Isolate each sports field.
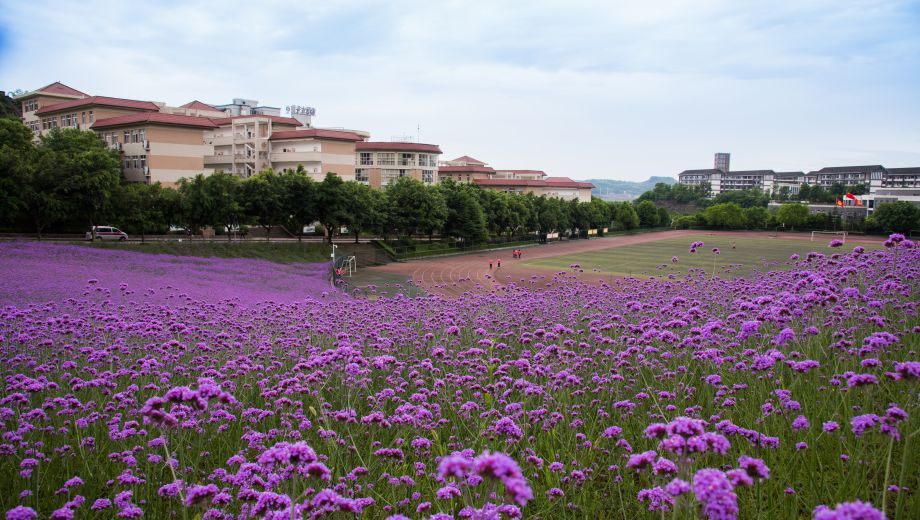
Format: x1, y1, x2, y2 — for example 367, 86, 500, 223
519, 233, 880, 278
357, 231, 885, 296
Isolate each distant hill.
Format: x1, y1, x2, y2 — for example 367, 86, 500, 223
585, 176, 677, 201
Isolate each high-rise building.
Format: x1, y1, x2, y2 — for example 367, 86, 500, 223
714, 153, 730, 172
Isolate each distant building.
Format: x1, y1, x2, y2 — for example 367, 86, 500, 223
678, 155, 920, 200
441, 156, 594, 202
355, 142, 442, 188
714, 153, 730, 172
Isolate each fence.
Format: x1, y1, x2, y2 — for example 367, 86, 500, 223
374, 235, 540, 261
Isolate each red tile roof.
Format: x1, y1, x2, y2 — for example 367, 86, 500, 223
449, 155, 487, 165
35, 95, 160, 115
438, 165, 496, 174
180, 100, 221, 111
91, 112, 218, 129
356, 142, 442, 153
34, 81, 88, 98
495, 169, 546, 177
544, 177, 595, 188
474, 177, 595, 189
210, 115, 301, 126
270, 129, 364, 142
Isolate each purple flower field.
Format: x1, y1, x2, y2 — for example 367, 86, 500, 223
0, 242, 336, 306
0, 237, 918, 519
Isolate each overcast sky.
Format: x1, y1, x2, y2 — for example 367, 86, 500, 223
2, 0, 919, 181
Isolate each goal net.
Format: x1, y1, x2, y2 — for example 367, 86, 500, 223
334, 255, 357, 277
810, 230, 847, 243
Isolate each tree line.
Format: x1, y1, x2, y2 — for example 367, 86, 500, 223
0, 122, 673, 242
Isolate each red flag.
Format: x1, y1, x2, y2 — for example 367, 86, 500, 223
845, 192, 863, 206
836, 199, 844, 207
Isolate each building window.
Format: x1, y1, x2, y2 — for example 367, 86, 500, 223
381, 169, 400, 186
399, 153, 414, 166
89, 111, 94, 123
422, 170, 434, 183
81, 112, 86, 125
378, 153, 395, 166
418, 154, 428, 167
355, 169, 368, 183
124, 130, 131, 143
139, 129, 146, 142
140, 156, 147, 169
124, 157, 131, 169
359, 152, 373, 166
132, 130, 139, 143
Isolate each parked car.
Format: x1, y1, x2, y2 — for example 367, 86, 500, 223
86, 226, 128, 241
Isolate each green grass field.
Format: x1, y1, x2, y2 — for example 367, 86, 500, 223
80, 240, 331, 263
521, 233, 880, 278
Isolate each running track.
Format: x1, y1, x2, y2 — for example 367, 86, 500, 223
364, 230, 884, 298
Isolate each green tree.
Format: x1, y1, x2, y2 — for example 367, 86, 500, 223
0, 118, 35, 225
316, 172, 349, 244
634, 200, 660, 227
704, 203, 745, 229
872, 201, 920, 234
798, 184, 811, 202
614, 202, 640, 230
178, 174, 212, 236
776, 202, 810, 230
42, 128, 121, 238
656, 206, 670, 228
341, 181, 385, 243
239, 169, 286, 241
440, 180, 487, 243
203, 172, 243, 241
386, 176, 447, 240
280, 167, 318, 241
588, 197, 612, 230
743, 206, 769, 229
115, 182, 173, 242
712, 189, 769, 208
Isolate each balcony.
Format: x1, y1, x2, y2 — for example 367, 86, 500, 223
270, 150, 324, 163
204, 154, 234, 166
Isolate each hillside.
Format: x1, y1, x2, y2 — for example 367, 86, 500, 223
585, 176, 676, 200
0, 91, 21, 119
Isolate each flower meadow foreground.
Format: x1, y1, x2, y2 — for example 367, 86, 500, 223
1, 238, 918, 519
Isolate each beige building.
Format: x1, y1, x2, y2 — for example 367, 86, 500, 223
439, 156, 594, 202
16, 82, 89, 134
271, 129, 366, 182
203, 115, 302, 176
91, 113, 218, 187
355, 142, 442, 188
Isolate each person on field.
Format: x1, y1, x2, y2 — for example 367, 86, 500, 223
489, 260, 493, 270
497, 259, 502, 268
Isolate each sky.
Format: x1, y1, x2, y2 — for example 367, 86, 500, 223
1, 0, 919, 181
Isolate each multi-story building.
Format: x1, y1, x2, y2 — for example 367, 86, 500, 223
355, 142, 442, 188
203, 115, 303, 177
91, 113, 218, 186
714, 153, 730, 172
885, 167, 920, 189
439, 156, 594, 202
271, 129, 366, 182
772, 172, 805, 196
804, 165, 886, 191
15, 82, 89, 134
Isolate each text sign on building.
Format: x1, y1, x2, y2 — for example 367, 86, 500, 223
286, 105, 316, 116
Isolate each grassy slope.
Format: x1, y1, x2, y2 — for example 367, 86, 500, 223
79, 240, 331, 264
521, 234, 879, 278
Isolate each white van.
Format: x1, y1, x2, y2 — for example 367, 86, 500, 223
86, 226, 128, 241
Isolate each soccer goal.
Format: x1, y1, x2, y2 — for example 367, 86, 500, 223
810, 230, 847, 243
334, 255, 357, 277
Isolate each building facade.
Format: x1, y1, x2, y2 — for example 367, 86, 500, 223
91, 113, 217, 187
440, 156, 594, 202
355, 142, 442, 188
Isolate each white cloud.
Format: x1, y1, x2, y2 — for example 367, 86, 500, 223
2, 0, 918, 180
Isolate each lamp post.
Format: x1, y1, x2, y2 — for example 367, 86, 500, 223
330, 243, 338, 288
